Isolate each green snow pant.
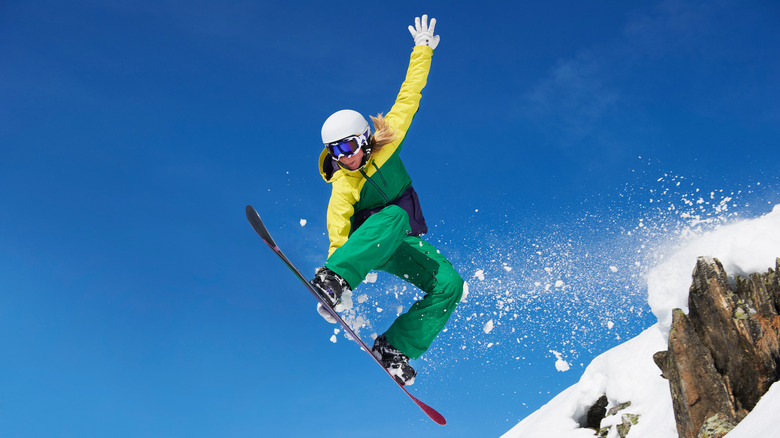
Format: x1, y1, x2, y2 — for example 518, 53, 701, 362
325, 205, 464, 359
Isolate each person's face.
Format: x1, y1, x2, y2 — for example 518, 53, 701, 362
339, 148, 364, 170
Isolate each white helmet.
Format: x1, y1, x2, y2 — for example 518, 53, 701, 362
321, 109, 370, 144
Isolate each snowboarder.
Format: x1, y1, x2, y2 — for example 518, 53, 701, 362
311, 15, 464, 386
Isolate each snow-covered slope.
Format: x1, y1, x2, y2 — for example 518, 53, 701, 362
503, 204, 780, 438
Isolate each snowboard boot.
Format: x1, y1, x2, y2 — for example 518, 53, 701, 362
311, 267, 351, 324
372, 334, 416, 386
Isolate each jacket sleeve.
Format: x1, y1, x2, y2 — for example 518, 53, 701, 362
383, 45, 433, 152
325, 179, 357, 258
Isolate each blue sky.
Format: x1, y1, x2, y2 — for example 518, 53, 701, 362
1, 1, 779, 437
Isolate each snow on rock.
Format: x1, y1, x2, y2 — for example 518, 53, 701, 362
504, 204, 780, 438
502, 326, 676, 438
726, 382, 780, 438
647, 204, 780, 336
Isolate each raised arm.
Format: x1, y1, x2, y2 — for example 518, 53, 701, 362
383, 15, 440, 147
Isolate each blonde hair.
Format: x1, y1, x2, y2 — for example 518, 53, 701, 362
369, 113, 396, 152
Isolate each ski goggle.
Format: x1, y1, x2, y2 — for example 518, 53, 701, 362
326, 130, 369, 159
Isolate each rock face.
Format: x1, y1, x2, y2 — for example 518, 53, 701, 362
581, 396, 639, 438
586, 395, 609, 430
654, 257, 780, 438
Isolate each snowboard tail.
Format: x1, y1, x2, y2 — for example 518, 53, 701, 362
245, 205, 446, 425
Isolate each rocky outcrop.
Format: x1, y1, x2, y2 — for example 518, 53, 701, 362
654, 257, 780, 438
582, 396, 639, 438
585, 394, 609, 430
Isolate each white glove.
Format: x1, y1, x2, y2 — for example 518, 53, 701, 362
408, 15, 440, 50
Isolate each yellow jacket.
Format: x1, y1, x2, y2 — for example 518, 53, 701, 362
318, 45, 434, 258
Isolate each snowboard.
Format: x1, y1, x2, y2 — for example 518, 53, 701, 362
245, 205, 446, 425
